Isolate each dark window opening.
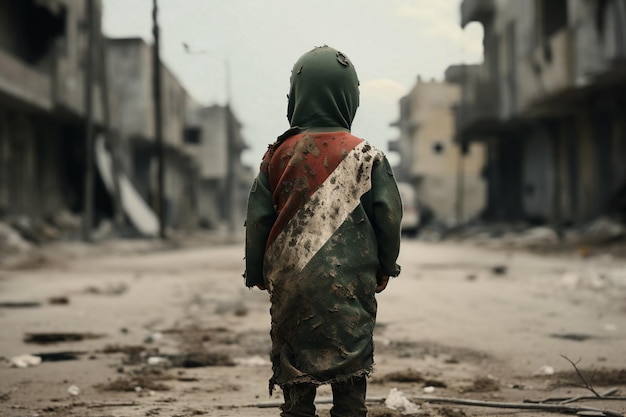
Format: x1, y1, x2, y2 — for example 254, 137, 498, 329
184, 127, 201, 145
540, 0, 568, 40
0, 1, 67, 67
432, 141, 445, 154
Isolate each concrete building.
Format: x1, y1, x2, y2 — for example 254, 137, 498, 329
185, 105, 252, 230
0, 0, 105, 227
390, 77, 487, 225
455, 0, 626, 225
106, 37, 204, 230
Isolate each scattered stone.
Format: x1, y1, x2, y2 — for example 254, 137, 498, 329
491, 265, 507, 275
580, 217, 625, 244
48, 296, 69, 305
67, 385, 80, 396
534, 365, 555, 376
384, 388, 421, 414
461, 376, 500, 393
380, 369, 424, 383
0, 222, 33, 255
233, 355, 271, 367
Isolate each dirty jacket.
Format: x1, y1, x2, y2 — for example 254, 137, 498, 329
244, 46, 402, 391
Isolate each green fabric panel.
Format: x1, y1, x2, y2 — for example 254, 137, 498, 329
287, 46, 360, 130
369, 157, 403, 277
268, 206, 379, 387
244, 172, 276, 287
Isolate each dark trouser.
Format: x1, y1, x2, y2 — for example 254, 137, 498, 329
280, 376, 367, 417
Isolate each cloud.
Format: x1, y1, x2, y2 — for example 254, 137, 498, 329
391, 1, 484, 60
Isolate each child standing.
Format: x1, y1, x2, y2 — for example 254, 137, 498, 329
245, 45, 402, 417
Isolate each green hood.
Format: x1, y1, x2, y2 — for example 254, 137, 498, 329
286, 46, 360, 131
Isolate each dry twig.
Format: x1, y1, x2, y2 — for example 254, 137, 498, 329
560, 355, 603, 398
412, 396, 624, 417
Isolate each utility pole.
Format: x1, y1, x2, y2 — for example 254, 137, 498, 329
455, 142, 466, 225
152, 0, 166, 239
224, 59, 237, 234
82, 0, 95, 242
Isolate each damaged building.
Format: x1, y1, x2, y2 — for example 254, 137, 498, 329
185, 104, 252, 231
390, 77, 487, 225
0, 2, 251, 241
453, 0, 626, 226
0, 0, 106, 237
105, 37, 200, 231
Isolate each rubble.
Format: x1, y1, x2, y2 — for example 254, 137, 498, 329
0, 222, 33, 256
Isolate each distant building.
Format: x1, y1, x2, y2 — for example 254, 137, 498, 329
390, 77, 486, 225
185, 104, 252, 230
0, 0, 104, 223
454, 0, 626, 225
106, 37, 202, 230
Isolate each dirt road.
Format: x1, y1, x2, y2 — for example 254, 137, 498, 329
1, 237, 625, 416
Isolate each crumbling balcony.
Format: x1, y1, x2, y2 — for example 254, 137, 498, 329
461, 0, 495, 28
0, 49, 53, 111
452, 68, 500, 140
518, 28, 575, 114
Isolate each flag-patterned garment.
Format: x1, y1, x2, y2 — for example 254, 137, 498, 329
245, 130, 402, 391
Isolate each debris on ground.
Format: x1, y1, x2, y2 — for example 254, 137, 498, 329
0, 301, 41, 308
98, 369, 171, 392
48, 296, 69, 305
23, 332, 106, 345
9, 354, 42, 368
379, 369, 425, 383
67, 385, 81, 396
33, 351, 85, 362
384, 388, 422, 415
459, 376, 500, 393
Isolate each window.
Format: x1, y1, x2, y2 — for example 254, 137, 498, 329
184, 127, 201, 144
432, 141, 445, 154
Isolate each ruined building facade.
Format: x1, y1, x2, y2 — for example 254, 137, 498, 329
455, 0, 626, 225
0, 0, 104, 224
390, 78, 487, 225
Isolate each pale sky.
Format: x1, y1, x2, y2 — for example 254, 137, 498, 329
102, 1, 483, 168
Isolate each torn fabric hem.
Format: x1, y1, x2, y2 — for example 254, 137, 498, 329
269, 367, 373, 396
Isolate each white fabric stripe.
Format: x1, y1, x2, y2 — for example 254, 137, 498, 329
265, 141, 379, 280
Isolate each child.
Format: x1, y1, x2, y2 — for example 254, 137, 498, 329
245, 45, 402, 417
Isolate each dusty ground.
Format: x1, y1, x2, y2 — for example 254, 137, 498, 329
0, 234, 625, 417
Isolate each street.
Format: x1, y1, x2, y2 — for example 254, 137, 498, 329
1, 237, 625, 417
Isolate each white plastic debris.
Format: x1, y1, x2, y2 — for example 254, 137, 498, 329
147, 356, 169, 366
385, 388, 421, 415
534, 365, 554, 376
233, 355, 271, 366
423, 386, 436, 394
68, 385, 81, 396
10, 354, 42, 368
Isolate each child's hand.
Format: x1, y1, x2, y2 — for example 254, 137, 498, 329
375, 271, 389, 293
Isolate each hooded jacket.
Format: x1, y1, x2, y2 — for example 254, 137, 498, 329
245, 46, 402, 390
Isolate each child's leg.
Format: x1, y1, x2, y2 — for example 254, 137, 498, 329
280, 383, 317, 417
330, 376, 367, 417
